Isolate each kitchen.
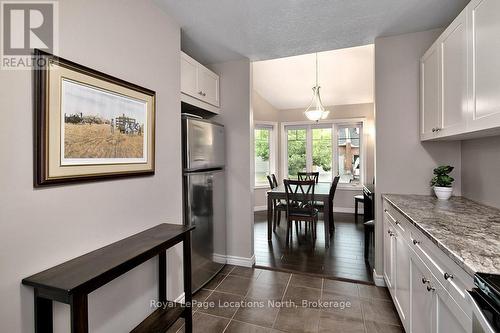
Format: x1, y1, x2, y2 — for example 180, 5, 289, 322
0, 1, 499, 333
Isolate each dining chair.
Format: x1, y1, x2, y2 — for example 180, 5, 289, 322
314, 176, 340, 234
267, 175, 285, 229
271, 174, 278, 188
297, 172, 320, 183
284, 179, 318, 246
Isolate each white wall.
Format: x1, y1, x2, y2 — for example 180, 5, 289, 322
374, 29, 462, 276
0, 1, 183, 332
211, 60, 254, 262
461, 136, 500, 209
253, 100, 375, 212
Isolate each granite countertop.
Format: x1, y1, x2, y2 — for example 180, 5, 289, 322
383, 194, 500, 276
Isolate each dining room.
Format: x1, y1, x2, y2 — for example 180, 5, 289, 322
252, 46, 376, 283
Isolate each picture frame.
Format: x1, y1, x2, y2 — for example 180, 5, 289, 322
34, 49, 155, 186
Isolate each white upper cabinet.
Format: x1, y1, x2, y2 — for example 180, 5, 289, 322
467, 0, 500, 132
420, 2, 500, 140
420, 45, 441, 140
181, 53, 198, 97
181, 52, 220, 110
440, 10, 468, 137
197, 66, 220, 107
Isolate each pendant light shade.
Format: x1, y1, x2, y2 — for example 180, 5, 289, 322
304, 53, 329, 121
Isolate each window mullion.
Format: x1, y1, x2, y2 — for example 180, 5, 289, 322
306, 126, 313, 172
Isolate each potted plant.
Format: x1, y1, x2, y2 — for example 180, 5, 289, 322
430, 165, 454, 200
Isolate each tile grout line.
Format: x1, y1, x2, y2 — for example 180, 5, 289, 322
221, 266, 261, 333
270, 273, 293, 330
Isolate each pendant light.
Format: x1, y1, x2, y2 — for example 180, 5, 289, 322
304, 53, 329, 121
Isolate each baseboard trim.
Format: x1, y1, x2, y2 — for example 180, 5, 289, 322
226, 254, 255, 267
253, 206, 359, 214
254, 205, 267, 212
175, 292, 185, 304
373, 269, 386, 287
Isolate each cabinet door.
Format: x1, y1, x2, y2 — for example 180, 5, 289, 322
467, 0, 500, 131
181, 53, 198, 97
439, 10, 468, 137
383, 215, 395, 290
410, 253, 433, 333
197, 66, 220, 107
420, 45, 441, 140
394, 227, 410, 329
433, 278, 471, 333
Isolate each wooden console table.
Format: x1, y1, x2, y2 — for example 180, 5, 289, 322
22, 223, 194, 333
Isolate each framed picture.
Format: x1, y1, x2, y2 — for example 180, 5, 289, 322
34, 49, 155, 186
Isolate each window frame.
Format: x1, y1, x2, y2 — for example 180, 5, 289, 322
254, 121, 278, 189
281, 118, 366, 189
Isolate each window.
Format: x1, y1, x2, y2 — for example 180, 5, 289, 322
286, 128, 306, 178
312, 128, 333, 182
283, 121, 363, 186
254, 123, 276, 187
337, 125, 361, 185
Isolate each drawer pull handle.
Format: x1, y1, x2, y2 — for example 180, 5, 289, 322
422, 277, 430, 284
384, 209, 388, 212
413, 239, 420, 245
444, 272, 454, 280
426, 285, 435, 292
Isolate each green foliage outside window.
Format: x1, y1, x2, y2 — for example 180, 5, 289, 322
255, 129, 270, 161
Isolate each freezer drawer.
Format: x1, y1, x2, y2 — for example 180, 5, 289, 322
185, 169, 226, 291
183, 117, 225, 171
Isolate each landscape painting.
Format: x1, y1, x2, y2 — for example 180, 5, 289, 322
34, 50, 155, 186
61, 79, 147, 165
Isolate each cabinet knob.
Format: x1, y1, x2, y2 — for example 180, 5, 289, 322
198, 91, 203, 95
395, 220, 400, 225
435, 128, 441, 132
384, 209, 388, 212
427, 285, 435, 292
412, 239, 420, 245
432, 128, 436, 132
422, 277, 430, 284
444, 272, 454, 280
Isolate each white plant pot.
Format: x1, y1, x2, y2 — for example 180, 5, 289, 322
434, 186, 453, 200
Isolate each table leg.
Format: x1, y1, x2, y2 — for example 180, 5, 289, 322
267, 194, 273, 241
34, 290, 53, 333
159, 251, 166, 302
70, 293, 88, 333
183, 233, 193, 333
323, 198, 330, 248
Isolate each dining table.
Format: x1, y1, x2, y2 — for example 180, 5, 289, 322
267, 182, 332, 248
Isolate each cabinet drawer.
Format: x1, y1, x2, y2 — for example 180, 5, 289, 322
409, 228, 473, 317
383, 204, 411, 243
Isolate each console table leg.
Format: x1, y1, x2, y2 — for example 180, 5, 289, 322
183, 233, 193, 332
70, 293, 88, 333
34, 290, 53, 333
159, 251, 167, 302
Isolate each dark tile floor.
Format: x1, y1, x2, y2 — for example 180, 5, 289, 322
167, 266, 403, 333
254, 211, 374, 283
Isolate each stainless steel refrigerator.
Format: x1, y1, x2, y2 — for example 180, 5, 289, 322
182, 116, 226, 292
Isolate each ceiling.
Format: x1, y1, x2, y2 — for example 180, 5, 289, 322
253, 45, 374, 110
155, 0, 468, 64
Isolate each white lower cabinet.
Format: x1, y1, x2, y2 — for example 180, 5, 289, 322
394, 226, 410, 327
410, 253, 433, 333
383, 200, 472, 333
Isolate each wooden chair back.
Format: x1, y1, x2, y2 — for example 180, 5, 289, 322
284, 179, 316, 218
267, 175, 275, 189
297, 172, 320, 183
330, 176, 341, 200
272, 174, 278, 188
